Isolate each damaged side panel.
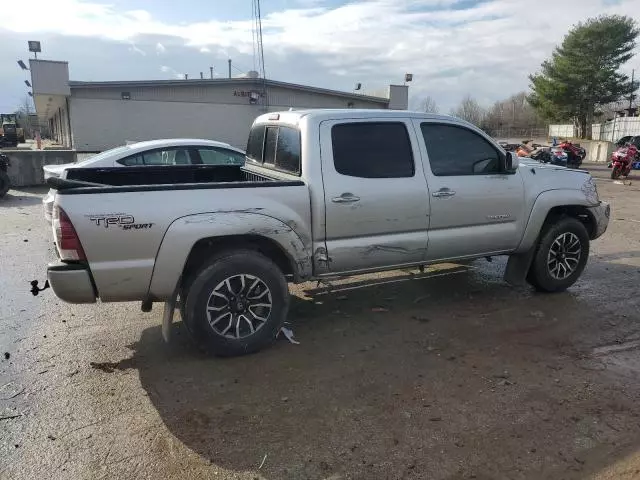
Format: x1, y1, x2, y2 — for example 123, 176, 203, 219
149, 212, 312, 300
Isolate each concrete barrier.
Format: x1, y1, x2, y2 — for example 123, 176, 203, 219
579, 140, 615, 163
3, 149, 76, 187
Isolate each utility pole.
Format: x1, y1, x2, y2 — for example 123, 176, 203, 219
228, 59, 232, 79
210, 66, 213, 79
629, 69, 635, 112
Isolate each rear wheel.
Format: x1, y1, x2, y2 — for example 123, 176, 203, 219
183, 250, 289, 356
0, 171, 10, 197
527, 217, 589, 293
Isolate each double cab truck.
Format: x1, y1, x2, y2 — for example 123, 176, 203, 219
44, 110, 610, 356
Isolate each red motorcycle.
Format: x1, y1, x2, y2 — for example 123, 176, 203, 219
558, 141, 585, 168
610, 144, 638, 179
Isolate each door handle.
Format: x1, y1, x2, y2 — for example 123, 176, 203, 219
432, 189, 456, 198
332, 193, 360, 203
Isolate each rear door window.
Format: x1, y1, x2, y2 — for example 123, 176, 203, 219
198, 148, 245, 166
118, 148, 192, 166
331, 122, 415, 178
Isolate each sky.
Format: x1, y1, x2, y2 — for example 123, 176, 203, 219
1, 0, 639, 113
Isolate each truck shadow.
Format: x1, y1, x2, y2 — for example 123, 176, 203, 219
126, 257, 640, 479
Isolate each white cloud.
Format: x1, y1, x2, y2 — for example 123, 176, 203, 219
2, 0, 640, 109
155, 42, 166, 54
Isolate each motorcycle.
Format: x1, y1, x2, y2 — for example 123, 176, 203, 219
610, 144, 638, 179
530, 147, 568, 166
0, 153, 10, 197
558, 141, 585, 168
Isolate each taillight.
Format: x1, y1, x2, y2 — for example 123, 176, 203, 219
53, 206, 86, 261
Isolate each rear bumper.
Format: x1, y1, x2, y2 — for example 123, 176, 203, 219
47, 262, 97, 303
587, 201, 610, 240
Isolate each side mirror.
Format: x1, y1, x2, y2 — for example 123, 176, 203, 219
505, 151, 519, 172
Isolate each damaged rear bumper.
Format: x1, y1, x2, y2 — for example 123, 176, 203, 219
47, 262, 97, 303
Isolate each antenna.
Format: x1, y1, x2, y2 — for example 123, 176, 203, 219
252, 0, 268, 109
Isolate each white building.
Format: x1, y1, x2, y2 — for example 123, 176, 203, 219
29, 59, 409, 152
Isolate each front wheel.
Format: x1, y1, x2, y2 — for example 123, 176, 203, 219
0, 170, 9, 197
611, 166, 621, 179
183, 250, 289, 356
527, 217, 590, 292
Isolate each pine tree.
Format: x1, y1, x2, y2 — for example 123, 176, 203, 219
528, 15, 639, 139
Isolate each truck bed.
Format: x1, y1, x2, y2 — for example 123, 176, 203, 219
48, 163, 311, 302
61, 164, 289, 190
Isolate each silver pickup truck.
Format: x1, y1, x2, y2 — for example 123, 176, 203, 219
45, 109, 609, 356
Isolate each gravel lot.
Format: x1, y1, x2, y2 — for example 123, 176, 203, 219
2, 165, 640, 480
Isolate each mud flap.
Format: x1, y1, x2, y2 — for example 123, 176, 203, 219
503, 247, 536, 286
161, 288, 180, 343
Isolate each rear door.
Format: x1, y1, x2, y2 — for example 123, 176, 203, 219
414, 120, 525, 261
319, 119, 430, 273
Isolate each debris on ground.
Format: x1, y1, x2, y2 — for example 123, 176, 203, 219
412, 316, 431, 323
3, 352, 9, 360
278, 326, 300, 345
371, 307, 389, 313
258, 454, 268, 469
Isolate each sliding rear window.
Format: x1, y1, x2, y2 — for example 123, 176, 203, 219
245, 124, 301, 175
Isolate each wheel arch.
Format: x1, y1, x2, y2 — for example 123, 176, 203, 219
517, 190, 597, 253
148, 212, 312, 301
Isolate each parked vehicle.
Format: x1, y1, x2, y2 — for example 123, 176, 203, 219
0, 122, 18, 148
42, 110, 610, 356
530, 147, 568, 166
558, 141, 584, 168
42, 138, 246, 222
614, 135, 640, 149
0, 153, 10, 197
610, 144, 638, 179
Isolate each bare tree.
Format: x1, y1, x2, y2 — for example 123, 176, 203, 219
421, 96, 439, 114
450, 95, 485, 126
483, 92, 547, 138
15, 95, 36, 138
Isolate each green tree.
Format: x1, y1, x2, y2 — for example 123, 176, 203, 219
528, 15, 639, 139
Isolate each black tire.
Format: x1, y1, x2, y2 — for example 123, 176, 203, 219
183, 250, 289, 357
611, 166, 621, 179
0, 171, 9, 197
527, 217, 590, 293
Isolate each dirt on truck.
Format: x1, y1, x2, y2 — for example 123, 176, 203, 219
41, 109, 609, 358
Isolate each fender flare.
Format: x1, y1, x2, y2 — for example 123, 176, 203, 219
505, 189, 594, 286
148, 212, 312, 300
515, 189, 594, 253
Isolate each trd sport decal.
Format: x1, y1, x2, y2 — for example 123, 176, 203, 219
87, 214, 153, 230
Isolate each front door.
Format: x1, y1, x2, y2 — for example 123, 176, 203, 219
413, 120, 525, 262
319, 119, 430, 274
